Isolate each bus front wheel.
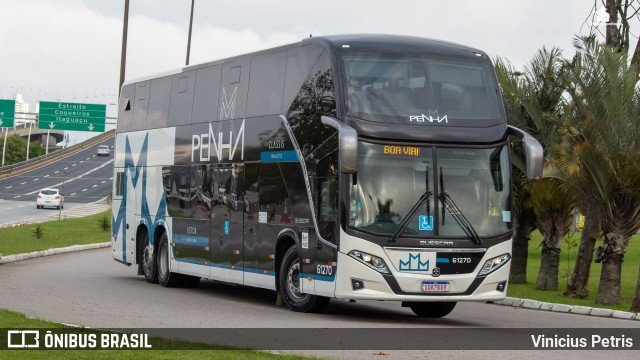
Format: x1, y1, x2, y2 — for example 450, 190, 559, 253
279, 246, 329, 313
404, 301, 457, 318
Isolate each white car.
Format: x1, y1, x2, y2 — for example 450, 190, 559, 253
36, 188, 64, 209
97, 145, 110, 156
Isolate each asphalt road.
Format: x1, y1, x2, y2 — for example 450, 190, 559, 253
0, 138, 114, 225
0, 248, 637, 359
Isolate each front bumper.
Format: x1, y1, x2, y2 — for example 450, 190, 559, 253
334, 233, 511, 302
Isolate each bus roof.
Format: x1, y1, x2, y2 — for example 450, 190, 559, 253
122, 34, 488, 87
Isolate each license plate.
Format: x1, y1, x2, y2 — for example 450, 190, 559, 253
421, 281, 449, 292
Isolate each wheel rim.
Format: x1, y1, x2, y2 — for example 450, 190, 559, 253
158, 243, 168, 280
286, 259, 303, 300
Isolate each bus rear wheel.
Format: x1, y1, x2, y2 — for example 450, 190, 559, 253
404, 301, 457, 318
279, 246, 329, 313
142, 232, 158, 284
157, 232, 183, 287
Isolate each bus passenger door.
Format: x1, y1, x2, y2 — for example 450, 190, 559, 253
242, 163, 261, 287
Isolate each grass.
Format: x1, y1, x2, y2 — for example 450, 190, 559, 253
0, 309, 315, 359
0, 211, 111, 256
507, 230, 640, 312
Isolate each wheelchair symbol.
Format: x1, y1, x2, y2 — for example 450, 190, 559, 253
419, 215, 433, 231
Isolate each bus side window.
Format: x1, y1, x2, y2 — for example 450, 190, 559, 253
316, 151, 338, 243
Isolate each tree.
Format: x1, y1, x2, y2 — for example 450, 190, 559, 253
0, 134, 45, 166
495, 48, 574, 289
557, 36, 640, 305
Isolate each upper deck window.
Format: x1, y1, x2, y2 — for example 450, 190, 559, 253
342, 54, 502, 124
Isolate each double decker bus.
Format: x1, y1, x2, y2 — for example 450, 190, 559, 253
112, 34, 542, 318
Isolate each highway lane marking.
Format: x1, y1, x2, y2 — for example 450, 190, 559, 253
80, 161, 84, 163
5, 186, 12, 189
101, 181, 106, 183
109, 177, 113, 180
44, 175, 50, 177
72, 164, 77, 167
20, 182, 26, 185
92, 184, 97, 188
54, 171, 60, 174
70, 193, 77, 196
24, 159, 114, 196
33, 179, 39, 181
82, 189, 88, 192
13, 195, 21, 198
64, 167, 68, 170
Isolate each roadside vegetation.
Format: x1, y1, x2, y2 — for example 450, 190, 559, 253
507, 231, 640, 312
0, 211, 111, 256
0, 134, 45, 166
495, 1, 640, 312
0, 309, 313, 359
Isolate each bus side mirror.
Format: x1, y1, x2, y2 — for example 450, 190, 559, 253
321, 116, 358, 173
507, 125, 543, 182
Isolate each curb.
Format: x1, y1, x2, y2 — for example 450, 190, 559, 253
492, 296, 639, 321
0, 242, 110, 265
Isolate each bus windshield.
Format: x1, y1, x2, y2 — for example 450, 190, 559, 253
342, 54, 502, 122
348, 142, 511, 239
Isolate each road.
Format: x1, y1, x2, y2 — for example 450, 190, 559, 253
0, 248, 637, 359
0, 138, 114, 225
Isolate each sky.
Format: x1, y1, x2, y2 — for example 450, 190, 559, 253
0, 0, 633, 120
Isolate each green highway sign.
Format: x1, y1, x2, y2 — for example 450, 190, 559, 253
0, 99, 16, 128
37, 121, 105, 132
38, 101, 106, 132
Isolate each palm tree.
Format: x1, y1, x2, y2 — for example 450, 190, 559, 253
557, 36, 640, 305
495, 48, 574, 289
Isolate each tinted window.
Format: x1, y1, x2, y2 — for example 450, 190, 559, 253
192, 65, 222, 124
147, 76, 171, 129
343, 54, 501, 122
282, 45, 324, 113
132, 81, 150, 131
220, 59, 250, 120
260, 163, 290, 224
286, 50, 336, 159
169, 71, 196, 126
116, 85, 135, 133
246, 51, 287, 117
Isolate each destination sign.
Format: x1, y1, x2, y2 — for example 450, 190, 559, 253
38, 101, 106, 132
0, 99, 16, 128
383, 145, 421, 157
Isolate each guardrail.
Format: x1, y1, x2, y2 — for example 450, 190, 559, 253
0, 129, 115, 180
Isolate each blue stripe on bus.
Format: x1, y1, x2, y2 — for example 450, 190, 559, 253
300, 273, 336, 282
174, 258, 275, 277
436, 257, 450, 263
260, 150, 298, 163
172, 234, 209, 247
174, 258, 208, 266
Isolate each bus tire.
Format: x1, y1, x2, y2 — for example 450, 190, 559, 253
157, 232, 183, 287
141, 232, 158, 284
279, 245, 330, 313
405, 301, 456, 318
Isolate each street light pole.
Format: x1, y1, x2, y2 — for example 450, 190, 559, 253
186, 0, 195, 66
26, 121, 32, 161
119, 0, 130, 96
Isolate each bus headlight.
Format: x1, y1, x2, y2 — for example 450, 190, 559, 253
478, 253, 511, 276
348, 250, 391, 274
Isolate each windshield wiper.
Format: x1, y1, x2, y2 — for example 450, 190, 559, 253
438, 167, 483, 245
391, 166, 432, 242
